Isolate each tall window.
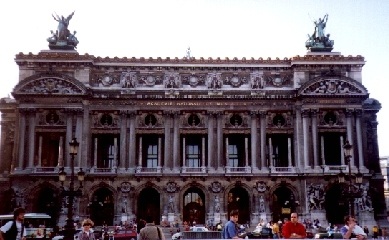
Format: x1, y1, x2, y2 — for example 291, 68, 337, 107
146, 144, 158, 167
187, 144, 200, 167
228, 145, 239, 167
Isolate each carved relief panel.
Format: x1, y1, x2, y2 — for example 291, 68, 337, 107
267, 112, 293, 128
138, 112, 164, 127
92, 112, 120, 128
318, 110, 345, 126
181, 113, 205, 128
225, 113, 249, 128
37, 110, 66, 126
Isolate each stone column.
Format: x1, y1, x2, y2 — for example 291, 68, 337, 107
245, 137, 249, 167
225, 137, 229, 167
128, 111, 136, 169
38, 136, 43, 166
207, 112, 215, 170
294, 107, 303, 169
321, 136, 326, 165
250, 111, 258, 170
81, 101, 90, 168
138, 136, 143, 166
75, 110, 83, 167
164, 111, 172, 170
259, 111, 267, 170
119, 111, 128, 169
65, 112, 73, 167
355, 109, 364, 168
158, 137, 162, 167
17, 110, 27, 170
345, 109, 355, 167
202, 137, 206, 168
311, 110, 319, 167
340, 135, 345, 165
216, 112, 223, 171
268, 137, 273, 168
302, 109, 310, 169
93, 138, 98, 167
172, 111, 180, 170
182, 137, 186, 167
288, 137, 292, 167
27, 110, 36, 168
58, 136, 63, 167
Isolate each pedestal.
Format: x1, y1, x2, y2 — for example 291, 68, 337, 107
168, 213, 175, 222
214, 213, 221, 223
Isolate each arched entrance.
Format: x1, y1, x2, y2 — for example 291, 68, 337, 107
325, 184, 347, 224
272, 185, 296, 221
33, 187, 60, 226
183, 187, 205, 224
89, 188, 115, 226
227, 186, 250, 224
137, 187, 160, 224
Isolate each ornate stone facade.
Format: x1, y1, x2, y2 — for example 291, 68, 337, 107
0, 50, 384, 229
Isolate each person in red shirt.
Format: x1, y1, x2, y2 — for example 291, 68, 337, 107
282, 213, 307, 239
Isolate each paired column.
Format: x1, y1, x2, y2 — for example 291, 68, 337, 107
207, 111, 215, 169
311, 110, 319, 167
119, 111, 128, 169
250, 111, 259, 170
259, 111, 267, 170
172, 111, 180, 170
163, 111, 173, 169
27, 110, 36, 168
302, 109, 310, 169
355, 110, 364, 168
345, 109, 355, 167
216, 112, 223, 170
17, 110, 27, 169
128, 112, 136, 169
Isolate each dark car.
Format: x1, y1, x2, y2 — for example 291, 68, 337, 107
314, 232, 343, 239
247, 227, 272, 239
113, 229, 137, 240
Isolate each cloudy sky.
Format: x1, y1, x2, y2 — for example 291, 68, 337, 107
0, 0, 388, 156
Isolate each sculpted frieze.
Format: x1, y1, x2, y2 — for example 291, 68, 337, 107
300, 77, 367, 96
16, 78, 84, 95
164, 72, 182, 88
263, 72, 293, 87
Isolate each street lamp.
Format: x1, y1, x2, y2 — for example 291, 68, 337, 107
59, 137, 85, 240
338, 140, 363, 216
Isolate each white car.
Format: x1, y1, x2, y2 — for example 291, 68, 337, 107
190, 226, 209, 232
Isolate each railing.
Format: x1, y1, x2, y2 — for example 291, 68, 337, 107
33, 167, 59, 173
271, 167, 296, 173
136, 166, 162, 174
324, 165, 348, 172
90, 167, 117, 173
181, 166, 207, 173
225, 166, 252, 173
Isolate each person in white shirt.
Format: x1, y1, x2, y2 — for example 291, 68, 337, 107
0, 207, 27, 240
340, 216, 367, 240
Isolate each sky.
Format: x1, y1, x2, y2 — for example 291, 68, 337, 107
0, 0, 388, 156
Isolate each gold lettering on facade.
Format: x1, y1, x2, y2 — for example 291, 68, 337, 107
318, 100, 345, 104
142, 101, 247, 106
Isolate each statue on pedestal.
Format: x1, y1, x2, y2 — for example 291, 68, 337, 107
305, 14, 334, 52
47, 12, 79, 50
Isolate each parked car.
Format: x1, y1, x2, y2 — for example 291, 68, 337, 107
246, 227, 272, 239
314, 232, 343, 239
190, 226, 209, 232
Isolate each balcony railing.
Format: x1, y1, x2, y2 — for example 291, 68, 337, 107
225, 166, 252, 174
135, 166, 162, 174
90, 167, 117, 173
323, 165, 348, 173
181, 166, 207, 173
33, 167, 59, 173
271, 167, 296, 173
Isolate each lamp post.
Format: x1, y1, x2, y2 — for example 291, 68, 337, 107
338, 140, 363, 216
59, 137, 85, 240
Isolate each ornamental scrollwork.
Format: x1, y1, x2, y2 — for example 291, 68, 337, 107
165, 181, 179, 193
209, 181, 224, 193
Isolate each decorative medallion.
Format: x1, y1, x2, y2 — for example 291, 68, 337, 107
145, 75, 156, 86
230, 76, 242, 87
166, 181, 179, 193
120, 182, 132, 193
189, 76, 199, 87
101, 75, 113, 86
209, 181, 223, 193
255, 181, 267, 193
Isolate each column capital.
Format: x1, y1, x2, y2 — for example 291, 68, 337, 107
345, 108, 355, 117
301, 109, 310, 118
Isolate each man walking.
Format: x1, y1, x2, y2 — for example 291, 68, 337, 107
139, 216, 165, 240
281, 213, 306, 239
223, 209, 244, 239
0, 208, 26, 240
